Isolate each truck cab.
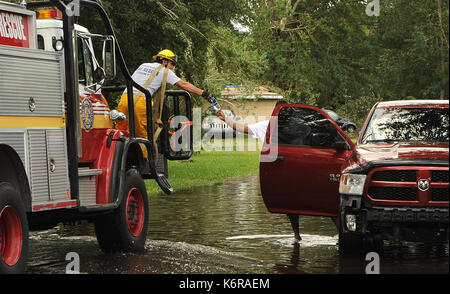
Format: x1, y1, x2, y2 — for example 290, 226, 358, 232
260, 100, 449, 253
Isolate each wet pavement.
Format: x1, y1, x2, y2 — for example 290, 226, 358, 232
27, 175, 449, 274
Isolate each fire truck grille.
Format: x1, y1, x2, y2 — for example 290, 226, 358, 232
431, 171, 449, 183
368, 187, 417, 201
372, 170, 417, 182
432, 188, 449, 202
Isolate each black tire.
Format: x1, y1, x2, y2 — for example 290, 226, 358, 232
95, 169, 149, 253
94, 212, 121, 254
364, 235, 383, 253
338, 216, 363, 255
0, 182, 29, 274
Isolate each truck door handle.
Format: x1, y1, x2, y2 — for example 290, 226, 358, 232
275, 156, 285, 162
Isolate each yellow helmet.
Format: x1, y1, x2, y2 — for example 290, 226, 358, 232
153, 49, 178, 64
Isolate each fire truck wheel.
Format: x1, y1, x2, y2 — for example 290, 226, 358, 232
0, 182, 29, 274
95, 169, 149, 253
94, 213, 121, 254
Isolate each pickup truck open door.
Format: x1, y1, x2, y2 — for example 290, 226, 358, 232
259, 104, 355, 217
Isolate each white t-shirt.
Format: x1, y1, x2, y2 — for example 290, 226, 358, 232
248, 120, 269, 142
125, 62, 181, 96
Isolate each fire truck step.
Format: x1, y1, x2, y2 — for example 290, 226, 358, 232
156, 174, 174, 195
78, 168, 103, 177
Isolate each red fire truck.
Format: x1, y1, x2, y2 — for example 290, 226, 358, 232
0, 0, 193, 274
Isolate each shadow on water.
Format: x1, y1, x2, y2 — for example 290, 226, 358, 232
28, 175, 448, 274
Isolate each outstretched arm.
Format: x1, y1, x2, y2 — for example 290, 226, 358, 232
175, 80, 204, 96
217, 110, 251, 134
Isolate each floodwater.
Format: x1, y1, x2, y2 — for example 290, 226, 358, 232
27, 175, 448, 274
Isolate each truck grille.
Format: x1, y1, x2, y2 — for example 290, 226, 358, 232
372, 170, 416, 182
368, 187, 417, 201
432, 188, 449, 201
366, 167, 449, 206
432, 171, 449, 183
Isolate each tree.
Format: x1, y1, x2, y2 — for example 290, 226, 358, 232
372, 0, 449, 100
76, 0, 247, 105
242, 0, 448, 126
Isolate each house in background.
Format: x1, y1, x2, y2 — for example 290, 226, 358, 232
219, 85, 284, 122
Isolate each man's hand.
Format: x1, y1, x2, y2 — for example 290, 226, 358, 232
216, 110, 226, 121
216, 110, 250, 134
201, 90, 217, 103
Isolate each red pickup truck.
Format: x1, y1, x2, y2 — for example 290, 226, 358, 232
260, 100, 449, 253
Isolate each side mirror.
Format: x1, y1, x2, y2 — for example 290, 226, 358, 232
161, 91, 193, 160
102, 36, 116, 79
93, 66, 106, 86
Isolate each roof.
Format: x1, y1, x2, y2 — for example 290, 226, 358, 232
377, 99, 449, 108
36, 19, 89, 33
221, 85, 283, 100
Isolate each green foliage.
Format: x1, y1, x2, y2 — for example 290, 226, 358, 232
335, 95, 383, 128
373, 0, 449, 100
28, 0, 449, 119
241, 0, 448, 125
76, 0, 246, 105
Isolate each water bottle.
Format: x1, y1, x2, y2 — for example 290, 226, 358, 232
202, 91, 221, 112
210, 98, 221, 112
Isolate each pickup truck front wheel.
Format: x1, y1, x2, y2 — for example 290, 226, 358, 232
0, 182, 29, 274
338, 229, 363, 255
338, 213, 363, 255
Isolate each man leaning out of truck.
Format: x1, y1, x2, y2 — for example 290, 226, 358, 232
117, 49, 217, 139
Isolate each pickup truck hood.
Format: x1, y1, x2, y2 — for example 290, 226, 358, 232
355, 142, 449, 165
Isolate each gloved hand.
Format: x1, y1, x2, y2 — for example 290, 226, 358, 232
202, 90, 221, 112
201, 90, 217, 103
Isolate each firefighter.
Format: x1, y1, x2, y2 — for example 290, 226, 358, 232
117, 49, 217, 140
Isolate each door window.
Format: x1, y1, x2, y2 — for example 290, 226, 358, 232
37, 34, 45, 50
77, 36, 94, 86
277, 106, 344, 148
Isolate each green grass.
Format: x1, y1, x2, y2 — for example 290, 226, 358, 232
145, 151, 260, 196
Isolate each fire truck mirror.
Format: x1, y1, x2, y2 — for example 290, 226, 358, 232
102, 36, 116, 79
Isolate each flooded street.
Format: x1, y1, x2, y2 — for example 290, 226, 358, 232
27, 175, 448, 274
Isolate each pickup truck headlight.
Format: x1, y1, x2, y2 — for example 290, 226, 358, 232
339, 174, 367, 196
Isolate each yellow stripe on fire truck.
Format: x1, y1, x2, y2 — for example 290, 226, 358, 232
0, 116, 65, 128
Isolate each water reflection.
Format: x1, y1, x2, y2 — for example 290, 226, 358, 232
28, 175, 448, 274
149, 175, 333, 265
149, 175, 448, 274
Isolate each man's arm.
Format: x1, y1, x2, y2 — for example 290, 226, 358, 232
217, 110, 251, 134
175, 80, 204, 96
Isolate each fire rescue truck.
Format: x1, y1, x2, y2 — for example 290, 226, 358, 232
0, 0, 193, 274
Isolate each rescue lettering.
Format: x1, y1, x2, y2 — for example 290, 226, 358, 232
0, 12, 27, 41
